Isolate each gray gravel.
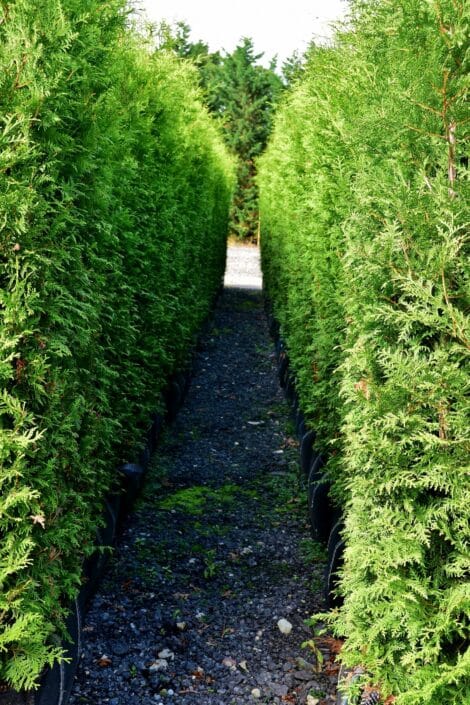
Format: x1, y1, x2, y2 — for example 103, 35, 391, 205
69, 245, 338, 705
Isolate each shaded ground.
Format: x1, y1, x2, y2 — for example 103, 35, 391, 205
70, 246, 338, 705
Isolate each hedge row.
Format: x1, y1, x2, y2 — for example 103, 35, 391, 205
0, 0, 233, 690
258, 1, 469, 703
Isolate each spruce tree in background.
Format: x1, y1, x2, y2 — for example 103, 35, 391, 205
281, 49, 305, 86
159, 27, 283, 240
211, 38, 282, 239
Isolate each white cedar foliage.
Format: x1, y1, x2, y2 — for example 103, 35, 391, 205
259, 1, 469, 703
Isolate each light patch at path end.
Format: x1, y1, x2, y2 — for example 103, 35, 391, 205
224, 244, 263, 290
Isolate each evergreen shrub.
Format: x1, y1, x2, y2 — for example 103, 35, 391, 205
259, 1, 469, 702
0, 0, 233, 690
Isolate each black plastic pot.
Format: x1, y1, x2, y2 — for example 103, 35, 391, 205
118, 462, 145, 514
285, 373, 297, 405
307, 454, 325, 507
309, 480, 335, 543
300, 429, 317, 476
178, 369, 192, 402
274, 338, 284, 363
139, 443, 151, 470
295, 410, 306, 440
278, 352, 289, 388
105, 488, 121, 526
325, 518, 345, 608
34, 598, 82, 705
269, 317, 280, 342
101, 496, 119, 547
80, 527, 109, 607
164, 378, 182, 422
147, 412, 163, 453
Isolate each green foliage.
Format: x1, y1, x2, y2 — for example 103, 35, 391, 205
213, 38, 283, 240
158, 26, 282, 240
0, 0, 233, 690
259, 1, 469, 703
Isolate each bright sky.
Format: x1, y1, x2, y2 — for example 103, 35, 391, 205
135, 0, 348, 66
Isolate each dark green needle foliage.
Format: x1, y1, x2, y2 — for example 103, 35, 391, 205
215, 38, 282, 240
259, 1, 469, 703
0, 0, 233, 690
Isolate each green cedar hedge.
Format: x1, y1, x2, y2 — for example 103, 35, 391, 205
259, 1, 469, 703
0, 0, 233, 690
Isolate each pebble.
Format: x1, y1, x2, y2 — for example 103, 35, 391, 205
277, 618, 293, 635
251, 688, 262, 698
149, 659, 168, 672
158, 648, 175, 660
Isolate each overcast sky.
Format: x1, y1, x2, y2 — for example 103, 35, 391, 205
135, 1, 348, 66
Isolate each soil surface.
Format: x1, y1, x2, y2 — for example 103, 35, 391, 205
70, 246, 338, 705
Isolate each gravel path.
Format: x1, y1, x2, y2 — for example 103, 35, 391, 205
70, 245, 338, 705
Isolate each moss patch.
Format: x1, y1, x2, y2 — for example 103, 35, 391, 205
156, 483, 251, 515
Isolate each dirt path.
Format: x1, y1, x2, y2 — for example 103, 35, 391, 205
70, 246, 337, 705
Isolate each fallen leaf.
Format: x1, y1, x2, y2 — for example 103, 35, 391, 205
324, 660, 341, 676
315, 636, 344, 655
97, 655, 112, 667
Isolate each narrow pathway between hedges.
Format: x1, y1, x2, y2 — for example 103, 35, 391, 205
70, 246, 338, 705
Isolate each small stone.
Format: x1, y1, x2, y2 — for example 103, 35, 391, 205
295, 657, 316, 672
149, 659, 168, 672
158, 648, 175, 661
307, 697, 320, 705
293, 670, 312, 681
277, 618, 293, 635
251, 688, 262, 698
270, 682, 289, 697
222, 656, 237, 669
176, 621, 187, 631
